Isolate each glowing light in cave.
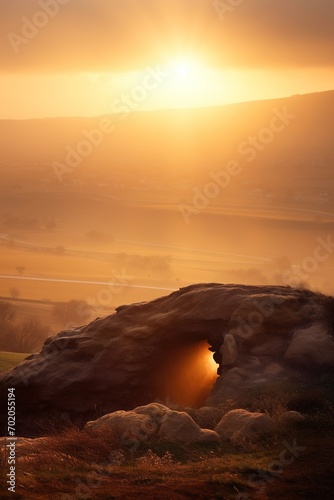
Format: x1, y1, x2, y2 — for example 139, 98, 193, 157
159, 342, 219, 407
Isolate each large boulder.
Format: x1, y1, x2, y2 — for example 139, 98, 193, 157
0, 284, 333, 436
215, 409, 275, 443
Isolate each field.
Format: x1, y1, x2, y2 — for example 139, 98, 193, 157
0, 417, 333, 499
0, 352, 29, 374
1, 193, 334, 305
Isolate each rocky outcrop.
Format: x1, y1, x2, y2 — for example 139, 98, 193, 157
0, 283, 333, 436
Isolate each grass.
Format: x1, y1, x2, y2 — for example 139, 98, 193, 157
0, 433, 275, 499
0, 351, 30, 374
0, 416, 333, 499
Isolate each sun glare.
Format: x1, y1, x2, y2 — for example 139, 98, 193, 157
153, 56, 227, 109
169, 57, 201, 80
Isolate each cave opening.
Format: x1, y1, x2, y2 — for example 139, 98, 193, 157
155, 341, 219, 408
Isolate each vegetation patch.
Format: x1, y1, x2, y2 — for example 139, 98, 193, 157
0, 351, 29, 374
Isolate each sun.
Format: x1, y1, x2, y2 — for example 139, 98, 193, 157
155, 56, 220, 109
169, 57, 201, 80
176, 65, 189, 77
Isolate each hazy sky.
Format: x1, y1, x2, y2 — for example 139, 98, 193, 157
1, 0, 333, 118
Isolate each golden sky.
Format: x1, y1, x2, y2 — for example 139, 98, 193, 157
1, 0, 333, 118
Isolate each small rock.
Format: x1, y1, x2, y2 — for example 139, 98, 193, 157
280, 411, 305, 424
215, 409, 274, 444
263, 363, 284, 376
159, 410, 220, 443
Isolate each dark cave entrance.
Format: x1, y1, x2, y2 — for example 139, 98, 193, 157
154, 341, 219, 407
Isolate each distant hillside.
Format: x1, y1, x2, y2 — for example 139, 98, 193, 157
0, 90, 333, 177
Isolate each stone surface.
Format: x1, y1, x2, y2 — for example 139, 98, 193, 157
158, 410, 220, 443
263, 363, 285, 376
279, 411, 305, 424
0, 283, 333, 436
190, 406, 224, 430
133, 402, 171, 423
215, 409, 275, 443
221, 333, 238, 365
86, 403, 219, 444
284, 323, 334, 368
86, 410, 158, 444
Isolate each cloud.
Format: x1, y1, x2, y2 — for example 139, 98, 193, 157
0, 0, 333, 73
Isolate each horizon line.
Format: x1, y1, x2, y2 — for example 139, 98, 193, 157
1, 88, 333, 122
